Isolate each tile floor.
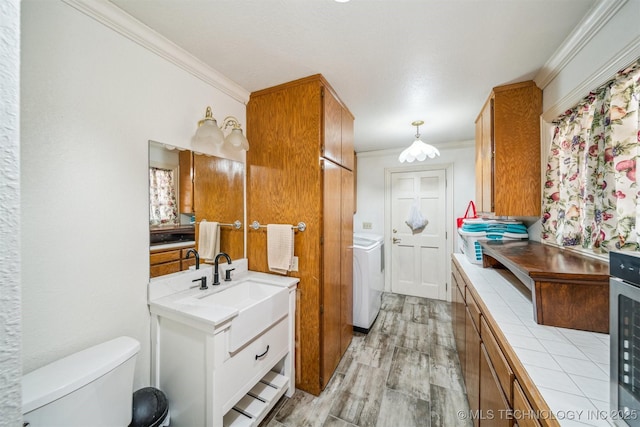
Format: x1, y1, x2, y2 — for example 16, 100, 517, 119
260, 292, 473, 427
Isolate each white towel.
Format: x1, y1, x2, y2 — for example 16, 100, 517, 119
267, 224, 294, 275
198, 221, 220, 262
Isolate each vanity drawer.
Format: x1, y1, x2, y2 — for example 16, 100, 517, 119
216, 316, 289, 412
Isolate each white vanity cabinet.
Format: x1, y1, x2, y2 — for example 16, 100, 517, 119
149, 270, 298, 427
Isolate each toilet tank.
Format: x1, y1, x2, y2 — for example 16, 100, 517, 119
22, 336, 140, 427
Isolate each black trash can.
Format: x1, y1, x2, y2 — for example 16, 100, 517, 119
129, 387, 170, 427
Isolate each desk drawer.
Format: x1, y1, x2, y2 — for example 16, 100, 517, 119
216, 317, 289, 412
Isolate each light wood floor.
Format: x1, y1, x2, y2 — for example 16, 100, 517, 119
260, 292, 472, 427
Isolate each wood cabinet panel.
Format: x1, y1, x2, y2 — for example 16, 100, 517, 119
150, 249, 181, 264
322, 159, 343, 388
475, 81, 541, 216
179, 150, 194, 214
465, 306, 481, 427
452, 269, 466, 376
466, 287, 481, 333
247, 74, 354, 395
340, 168, 354, 355
323, 89, 343, 167
193, 154, 244, 260
513, 381, 542, 427
480, 343, 512, 427
150, 260, 180, 277
341, 109, 355, 170
481, 317, 514, 405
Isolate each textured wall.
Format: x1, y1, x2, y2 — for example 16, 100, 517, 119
20, 0, 246, 394
0, 0, 21, 425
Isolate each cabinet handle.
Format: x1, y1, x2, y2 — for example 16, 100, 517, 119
393, 237, 401, 244
255, 345, 270, 360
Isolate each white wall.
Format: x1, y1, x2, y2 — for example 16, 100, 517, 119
20, 0, 247, 393
1, 1, 21, 425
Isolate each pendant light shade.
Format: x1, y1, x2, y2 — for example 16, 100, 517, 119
398, 120, 440, 163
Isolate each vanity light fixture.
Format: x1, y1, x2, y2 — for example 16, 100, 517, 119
193, 106, 249, 151
398, 120, 440, 163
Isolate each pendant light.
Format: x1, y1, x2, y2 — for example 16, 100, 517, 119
398, 120, 440, 163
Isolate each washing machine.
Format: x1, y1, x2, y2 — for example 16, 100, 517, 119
353, 233, 384, 332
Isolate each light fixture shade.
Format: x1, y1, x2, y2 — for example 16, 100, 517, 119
399, 120, 440, 162
398, 138, 440, 163
194, 118, 224, 146
225, 128, 250, 151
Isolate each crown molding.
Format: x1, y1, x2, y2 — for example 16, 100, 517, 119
541, 35, 640, 122
534, 0, 628, 90
62, 0, 250, 105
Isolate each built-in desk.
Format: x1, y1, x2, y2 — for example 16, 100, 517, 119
480, 240, 609, 333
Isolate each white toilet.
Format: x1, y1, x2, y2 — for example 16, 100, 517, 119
22, 336, 140, 427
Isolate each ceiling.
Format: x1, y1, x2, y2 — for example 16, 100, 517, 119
109, 0, 597, 153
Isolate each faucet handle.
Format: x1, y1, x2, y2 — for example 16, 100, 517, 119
224, 268, 235, 282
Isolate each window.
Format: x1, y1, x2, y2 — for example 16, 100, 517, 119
541, 59, 640, 253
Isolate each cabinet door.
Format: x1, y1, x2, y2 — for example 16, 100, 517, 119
475, 116, 484, 212
480, 343, 512, 427
323, 88, 343, 167
481, 98, 494, 213
341, 108, 354, 171
179, 150, 194, 214
452, 272, 466, 375
340, 168, 354, 355
321, 159, 343, 389
513, 381, 542, 427
465, 306, 481, 427
193, 154, 244, 260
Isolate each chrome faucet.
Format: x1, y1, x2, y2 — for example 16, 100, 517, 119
185, 248, 200, 270
213, 252, 232, 286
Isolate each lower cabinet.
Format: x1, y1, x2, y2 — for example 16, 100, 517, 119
513, 381, 543, 427
465, 306, 481, 427
452, 258, 558, 427
150, 245, 196, 278
480, 343, 512, 427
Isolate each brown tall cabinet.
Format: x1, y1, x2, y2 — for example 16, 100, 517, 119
246, 74, 354, 395
475, 81, 542, 216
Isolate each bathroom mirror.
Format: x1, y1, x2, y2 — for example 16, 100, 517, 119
149, 141, 244, 277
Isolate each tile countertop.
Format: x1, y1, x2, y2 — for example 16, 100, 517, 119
453, 254, 613, 427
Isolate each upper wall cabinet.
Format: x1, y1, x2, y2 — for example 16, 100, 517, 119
321, 82, 355, 170
475, 81, 542, 216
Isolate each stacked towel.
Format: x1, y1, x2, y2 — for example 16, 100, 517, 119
198, 221, 220, 262
267, 224, 294, 275
459, 219, 528, 240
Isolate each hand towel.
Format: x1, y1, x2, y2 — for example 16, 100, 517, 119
198, 220, 220, 262
267, 224, 294, 275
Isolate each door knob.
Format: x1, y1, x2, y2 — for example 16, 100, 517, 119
393, 237, 401, 244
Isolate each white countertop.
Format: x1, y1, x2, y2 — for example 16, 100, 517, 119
150, 241, 196, 251
148, 260, 298, 331
454, 254, 612, 427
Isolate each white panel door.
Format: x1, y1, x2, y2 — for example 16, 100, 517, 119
390, 169, 447, 300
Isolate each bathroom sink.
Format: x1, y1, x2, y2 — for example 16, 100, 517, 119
181, 281, 289, 352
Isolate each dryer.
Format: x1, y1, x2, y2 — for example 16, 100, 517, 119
353, 233, 384, 332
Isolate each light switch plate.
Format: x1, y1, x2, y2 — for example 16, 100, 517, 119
363, 222, 373, 229
291, 256, 299, 272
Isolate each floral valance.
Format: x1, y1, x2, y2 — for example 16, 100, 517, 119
541, 59, 640, 252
